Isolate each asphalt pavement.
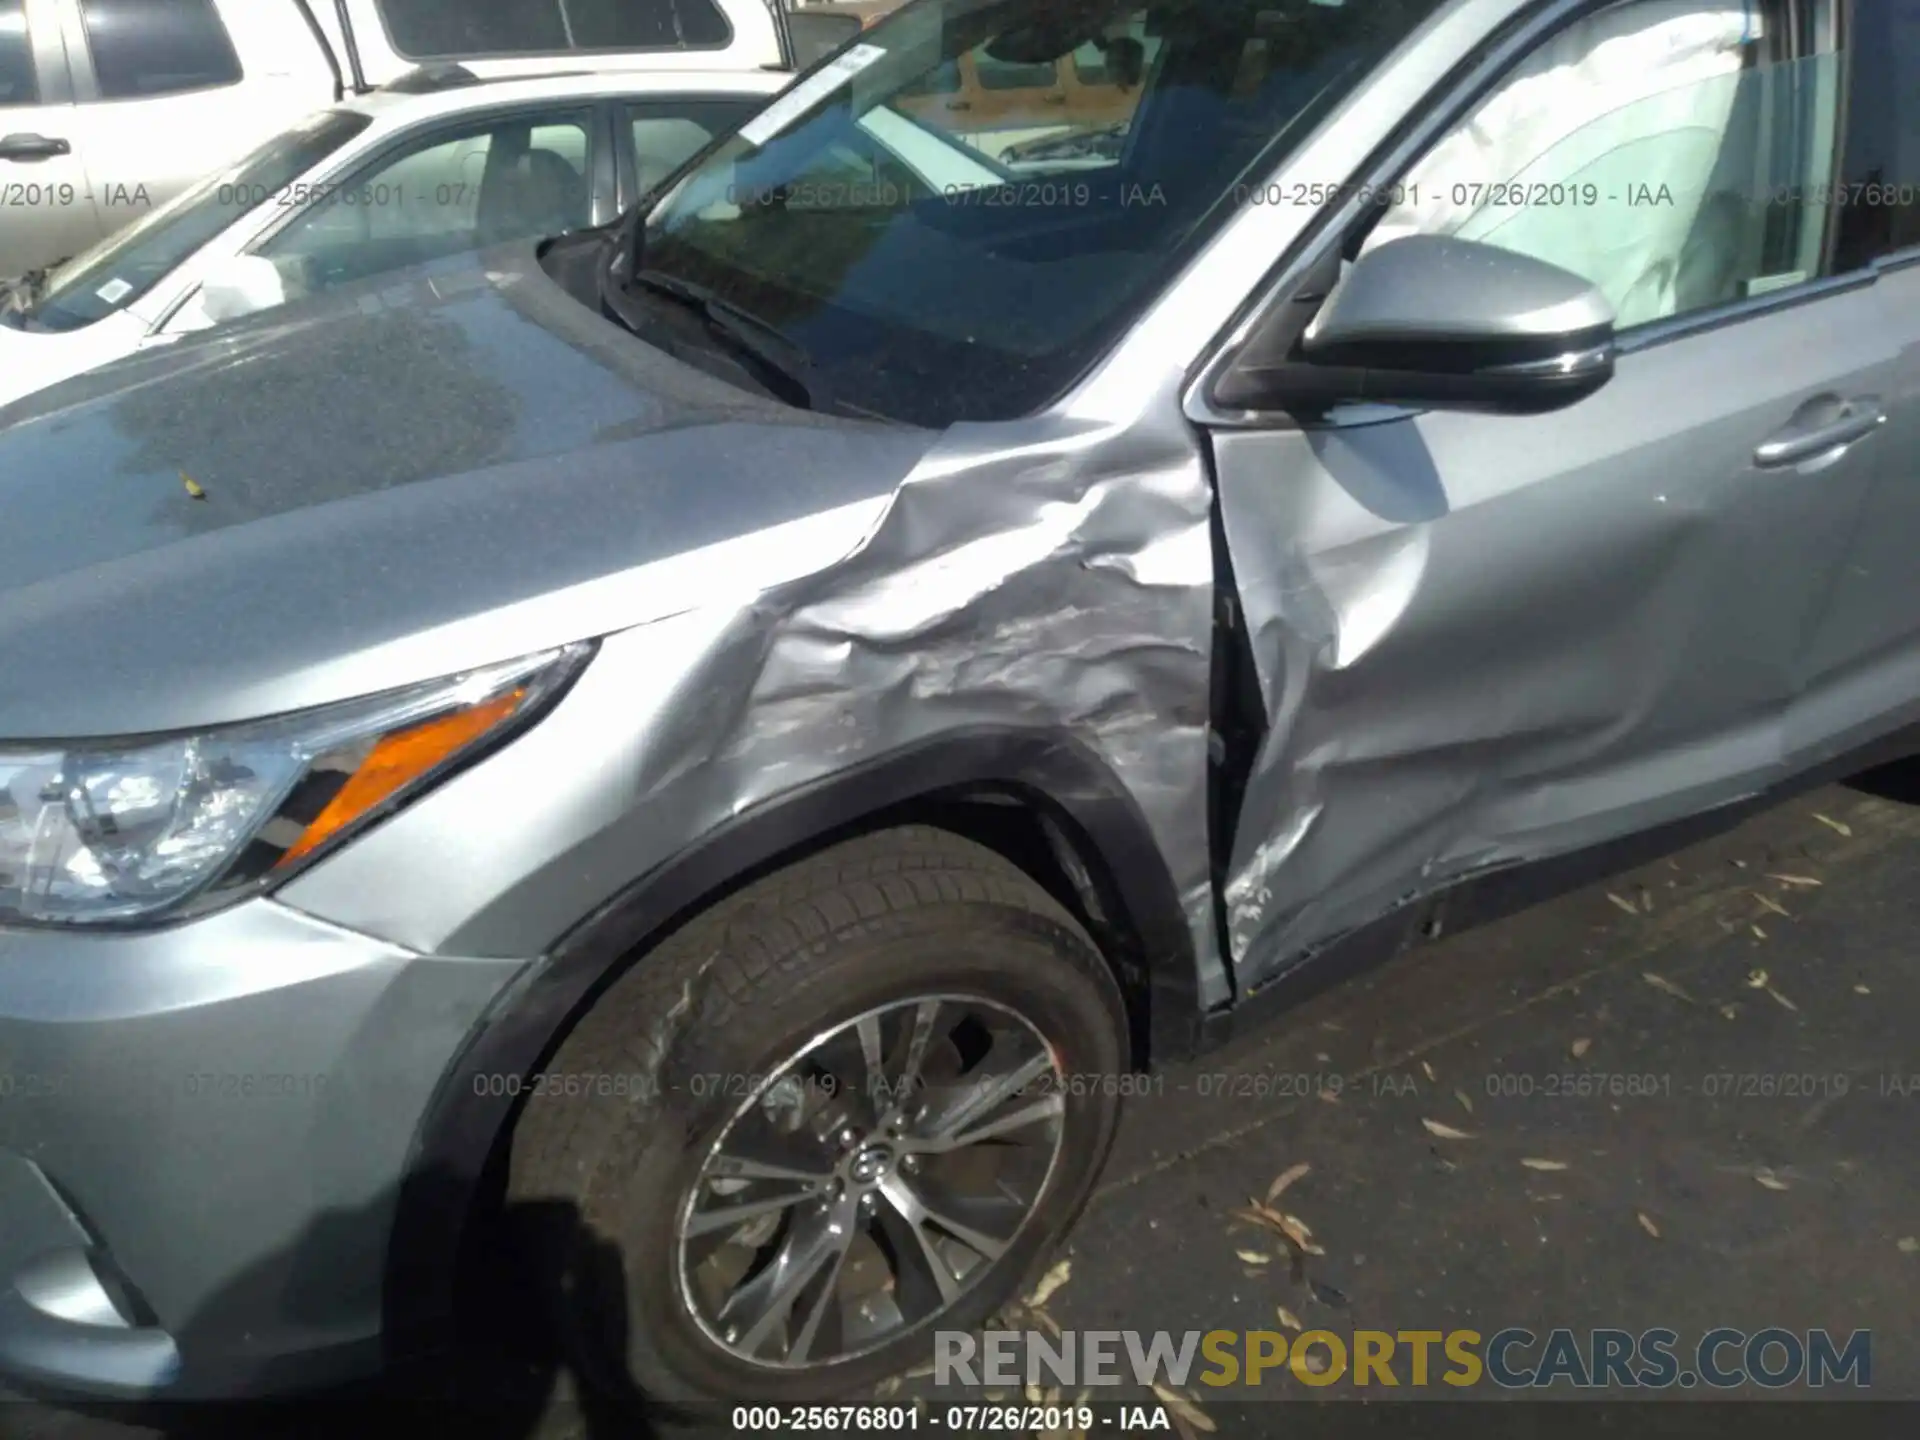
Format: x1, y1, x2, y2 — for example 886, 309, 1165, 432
6, 776, 1919, 1438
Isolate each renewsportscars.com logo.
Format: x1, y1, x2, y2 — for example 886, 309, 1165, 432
935, 1327, 1872, 1390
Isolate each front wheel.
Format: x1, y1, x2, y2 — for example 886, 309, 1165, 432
506, 827, 1128, 1407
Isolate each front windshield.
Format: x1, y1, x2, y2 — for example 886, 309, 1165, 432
635, 0, 1448, 425
7, 110, 371, 335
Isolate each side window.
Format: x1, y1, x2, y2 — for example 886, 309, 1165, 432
1363, 1, 1842, 329
80, 0, 242, 101
378, 0, 729, 58
0, 1, 36, 107
256, 111, 591, 293
628, 99, 758, 197
1830, 0, 1920, 269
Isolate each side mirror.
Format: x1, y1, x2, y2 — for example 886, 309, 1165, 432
1217, 235, 1618, 417
197, 254, 291, 325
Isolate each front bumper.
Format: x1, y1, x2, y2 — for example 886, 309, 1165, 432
0, 899, 525, 1399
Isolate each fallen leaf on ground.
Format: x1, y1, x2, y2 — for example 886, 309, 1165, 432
1265, 1162, 1311, 1204
1754, 893, 1791, 918
1813, 812, 1852, 837
1607, 892, 1640, 917
1766, 987, 1798, 1012
1768, 874, 1822, 888
1719, 1002, 1740, 1019
1229, 1201, 1325, 1256
1236, 1249, 1271, 1265
1275, 1305, 1303, 1331
1455, 1088, 1474, 1114
1748, 968, 1770, 989
1640, 889, 1654, 913
1027, 1384, 1047, 1405
1522, 1158, 1570, 1172
180, 472, 207, 500
1026, 1259, 1072, 1308
1151, 1385, 1216, 1433
1638, 1212, 1662, 1238
1422, 1118, 1474, 1140
1855, 984, 1872, 995
1571, 1038, 1592, 1058
1755, 1169, 1791, 1191
1752, 925, 1768, 940
1318, 1088, 1341, 1104
1643, 972, 1694, 1002
1421, 1060, 1437, 1082
1898, 1237, 1918, 1254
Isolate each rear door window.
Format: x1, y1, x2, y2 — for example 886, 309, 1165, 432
0, 0, 37, 106
1830, 0, 1920, 269
628, 98, 761, 197
378, 0, 731, 57
79, 0, 242, 100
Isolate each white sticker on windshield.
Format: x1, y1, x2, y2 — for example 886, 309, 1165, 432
95, 278, 134, 304
738, 42, 888, 150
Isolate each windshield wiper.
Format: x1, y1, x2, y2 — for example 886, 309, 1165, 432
629, 268, 826, 412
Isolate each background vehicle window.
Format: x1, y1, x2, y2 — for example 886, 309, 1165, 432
80, 0, 241, 100
258, 112, 590, 294
629, 99, 759, 197
0, 1, 35, 106
1830, 0, 1920, 269
8, 111, 370, 334
1363, 1, 1842, 329
379, 0, 730, 58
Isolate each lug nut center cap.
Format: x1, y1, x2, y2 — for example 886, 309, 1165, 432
847, 1143, 894, 1185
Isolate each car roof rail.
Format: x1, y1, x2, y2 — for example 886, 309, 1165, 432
383, 62, 483, 93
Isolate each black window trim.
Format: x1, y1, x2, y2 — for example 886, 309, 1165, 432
1188, 0, 1874, 432
2, 0, 66, 107
71, 0, 245, 105
371, 0, 735, 64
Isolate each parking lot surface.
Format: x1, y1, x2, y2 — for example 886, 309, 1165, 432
6, 779, 1918, 1437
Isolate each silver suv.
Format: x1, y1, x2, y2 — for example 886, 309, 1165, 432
1, 0, 1917, 1414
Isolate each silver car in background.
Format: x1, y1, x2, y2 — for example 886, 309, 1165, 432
0, 0, 791, 277
0, 0, 1916, 1420
0, 66, 794, 407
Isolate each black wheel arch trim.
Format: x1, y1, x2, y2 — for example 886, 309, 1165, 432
381, 724, 1205, 1354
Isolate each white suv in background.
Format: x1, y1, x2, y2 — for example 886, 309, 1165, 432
0, 0, 789, 277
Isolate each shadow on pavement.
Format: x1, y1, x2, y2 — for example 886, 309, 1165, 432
10, 1170, 698, 1440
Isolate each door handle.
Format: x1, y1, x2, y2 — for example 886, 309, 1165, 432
945, 98, 972, 111
0, 133, 71, 162
1754, 399, 1885, 469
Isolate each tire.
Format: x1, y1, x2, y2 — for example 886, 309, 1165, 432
505, 825, 1128, 1410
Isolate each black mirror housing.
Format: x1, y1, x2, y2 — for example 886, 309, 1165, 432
1215, 235, 1618, 418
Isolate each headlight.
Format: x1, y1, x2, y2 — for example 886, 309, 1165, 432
0, 644, 590, 926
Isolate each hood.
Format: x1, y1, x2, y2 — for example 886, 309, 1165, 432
0, 247, 935, 738
0, 317, 126, 411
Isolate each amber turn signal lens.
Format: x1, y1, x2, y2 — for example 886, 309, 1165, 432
275, 688, 528, 867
